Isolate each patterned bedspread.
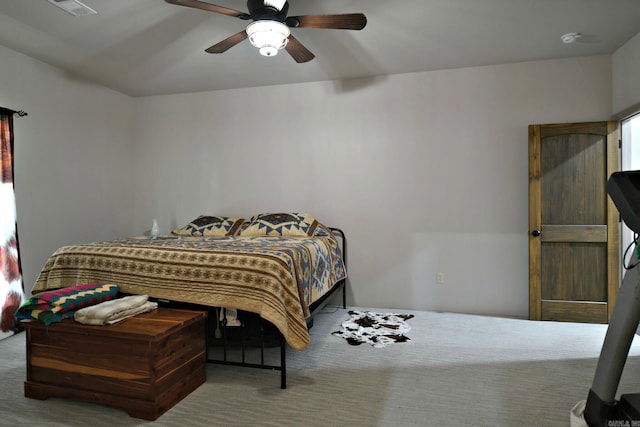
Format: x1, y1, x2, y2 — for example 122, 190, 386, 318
31, 234, 346, 350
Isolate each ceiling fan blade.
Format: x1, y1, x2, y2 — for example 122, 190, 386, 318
205, 31, 248, 54
285, 35, 315, 63
286, 13, 367, 30
165, 0, 250, 19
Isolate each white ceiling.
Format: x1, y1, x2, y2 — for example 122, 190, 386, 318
0, 0, 639, 97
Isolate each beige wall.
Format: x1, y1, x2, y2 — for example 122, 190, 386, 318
133, 55, 612, 317
2, 38, 623, 316
613, 31, 640, 117
0, 44, 135, 294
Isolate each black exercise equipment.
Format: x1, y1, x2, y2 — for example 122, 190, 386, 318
584, 170, 640, 425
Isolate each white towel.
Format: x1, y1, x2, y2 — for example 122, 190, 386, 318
74, 294, 157, 325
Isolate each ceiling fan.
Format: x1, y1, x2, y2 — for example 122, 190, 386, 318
165, 0, 367, 63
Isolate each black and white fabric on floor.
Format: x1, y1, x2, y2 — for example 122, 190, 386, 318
332, 310, 414, 348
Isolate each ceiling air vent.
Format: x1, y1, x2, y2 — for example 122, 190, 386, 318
47, 0, 96, 17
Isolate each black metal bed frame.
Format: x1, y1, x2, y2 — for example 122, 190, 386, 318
204, 227, 347, 389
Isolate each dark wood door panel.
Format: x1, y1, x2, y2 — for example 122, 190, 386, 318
539, 122, 610, 138
540, 134, 606, 225
540, 300, 608, 323
541, 242, 607, 301
539, 225, 607, 242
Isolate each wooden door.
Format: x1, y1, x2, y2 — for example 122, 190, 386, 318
529, 122, 620, 323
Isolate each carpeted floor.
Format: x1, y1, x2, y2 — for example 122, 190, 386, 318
0, 330, 14, 341
1, 306, 640, 426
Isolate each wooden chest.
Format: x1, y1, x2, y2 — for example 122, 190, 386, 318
23, 308, 207, 420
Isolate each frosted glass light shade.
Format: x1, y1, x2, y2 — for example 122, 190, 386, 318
246, 20, 290, 57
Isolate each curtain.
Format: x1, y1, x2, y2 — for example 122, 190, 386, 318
0, 109, 24, 332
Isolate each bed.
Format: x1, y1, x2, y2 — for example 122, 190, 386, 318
29, 213, 347, 388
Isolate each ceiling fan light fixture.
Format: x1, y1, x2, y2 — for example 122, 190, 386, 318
246, 20, 290, 57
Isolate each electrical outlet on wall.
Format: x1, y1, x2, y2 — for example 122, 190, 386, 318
436, 272, 445, 284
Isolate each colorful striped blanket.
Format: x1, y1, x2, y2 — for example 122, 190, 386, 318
31, 235, 346, 350
16, 283, 119, 325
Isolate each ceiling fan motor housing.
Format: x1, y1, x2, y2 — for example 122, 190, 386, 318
247, 0, 288, 22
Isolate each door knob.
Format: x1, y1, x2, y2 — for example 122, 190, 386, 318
531, 229, 541, 237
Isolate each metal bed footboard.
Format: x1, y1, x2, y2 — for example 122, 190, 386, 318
204, 227, 347, 389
